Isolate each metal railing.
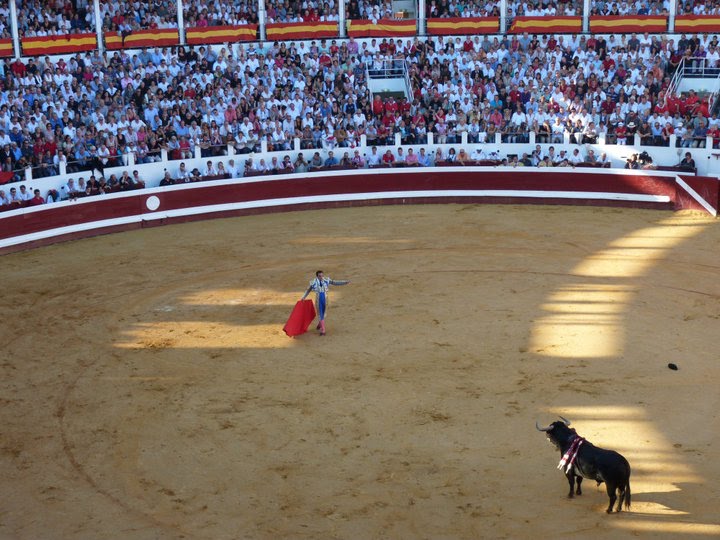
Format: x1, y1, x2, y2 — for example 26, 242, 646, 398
664, 57, 685, 105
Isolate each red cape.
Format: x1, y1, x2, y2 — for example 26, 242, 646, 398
283, 300, 317, 337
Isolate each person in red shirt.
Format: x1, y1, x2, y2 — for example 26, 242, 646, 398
11, 59, 26, 77
683, 90, 699, 113
28, 189, 45, 206
381, 149, 395, 165
601, 96, 616, 115
508, 85, 521, 105
372, 95, 384, 116
384, 97, 399, 115
615, 122, 628, 145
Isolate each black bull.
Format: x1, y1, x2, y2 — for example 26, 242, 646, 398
536, 417, 631, 513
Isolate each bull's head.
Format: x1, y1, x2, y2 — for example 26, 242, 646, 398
536, 416, 575, 449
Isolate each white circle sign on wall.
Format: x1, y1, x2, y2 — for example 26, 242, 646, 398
146, 195, 160, 211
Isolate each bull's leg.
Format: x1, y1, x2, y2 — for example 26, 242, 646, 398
566, 473, 575, 498
616, 486, 626, 513
605, 483, 617, 514
575, 476, 583, 495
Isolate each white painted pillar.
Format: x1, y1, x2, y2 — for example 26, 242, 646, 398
500, 0, 507, 33
177, 0, 186, 45
418, 0, 426, 36
258, 0, 267, 41
339, 0, 346, 38
582, 0, 590, 33
9, 0, 20, 59
94, 0, 104, 53
669, 0, 677, 32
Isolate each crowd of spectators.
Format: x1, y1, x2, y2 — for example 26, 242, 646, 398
677, 0, 720, 15
100, 0, 178, 34
0, 1, 11, 39
17, 0, 92, 37
0, 27, 717, 198
184, 0, 258, 26
590, 1, 669, 16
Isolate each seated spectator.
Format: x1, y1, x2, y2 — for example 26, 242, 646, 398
456, 148, 471, 164
308, 152, 324, 170
17, 184, 33, 202
294, 153, 308, 173
569, 148, 583, 165
367, 147, 381, 166
28, 188, 45, 206
405, 148, 419, 166
324, 151, 339, 167
280, 155, 295, 173
381, 149, 395, 165
160, 170, 175, 186
203, 160, 217, 177
226, 159, 239, 178
417, 147, 432, 167
678, 151, 697, 171
177, 162, 191, 182
351, 149, 365, 168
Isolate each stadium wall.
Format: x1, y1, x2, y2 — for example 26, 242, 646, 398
1, 167, 717, 254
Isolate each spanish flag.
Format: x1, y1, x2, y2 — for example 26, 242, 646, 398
675, 15, 720, 33
21, 33, 97, 56
348, 19, 416, 38
266, 21, 337, 40
427, 17, 498, 35
509, 16, 582, 34
186, 24, 257, 45
105, 29, 179, 50
590, 15, 667, 33
0, 39, 12, 57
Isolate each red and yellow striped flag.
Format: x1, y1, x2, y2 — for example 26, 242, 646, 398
186, 25, 257, 45
21, 33, 97, 56
675, 15, 720, 33
427, 17, 498, 35
590, 15, 667, 33
348, 19, 416, 38
0, 38, 13, 57
106, 29, 179, 50
266, 21, 337, 40
509, 16, 582, 34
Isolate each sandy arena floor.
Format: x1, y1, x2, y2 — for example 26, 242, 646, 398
1, 204, 719, 540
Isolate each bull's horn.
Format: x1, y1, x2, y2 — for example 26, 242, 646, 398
559, 415, 571, 426
536, 421, 552, 432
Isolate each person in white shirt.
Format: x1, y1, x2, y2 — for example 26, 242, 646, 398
569, 148, 583, 164
366, 146, 381, 166
226, 159, 239, 178
17, 184, 33, 201
471, 147, 487, 161
177, 162, 191, 181
203, 161, 217, 176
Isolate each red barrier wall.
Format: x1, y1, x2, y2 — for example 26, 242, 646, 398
0, 168, 713, 254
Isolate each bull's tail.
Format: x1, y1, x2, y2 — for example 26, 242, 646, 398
624, 481, 631, 510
